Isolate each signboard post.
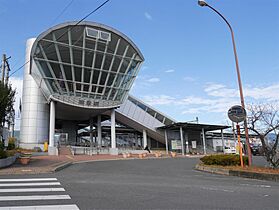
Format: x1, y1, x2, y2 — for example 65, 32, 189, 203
228, 105, 246, 168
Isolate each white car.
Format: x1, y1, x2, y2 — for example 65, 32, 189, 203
224, 146, 236, 154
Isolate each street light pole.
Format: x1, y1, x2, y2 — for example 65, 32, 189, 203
198, 0, 252, 166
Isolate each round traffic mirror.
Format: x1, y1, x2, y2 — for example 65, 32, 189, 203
228, 105, 247, 123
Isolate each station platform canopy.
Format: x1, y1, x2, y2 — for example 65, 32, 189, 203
157, 122, 230, 132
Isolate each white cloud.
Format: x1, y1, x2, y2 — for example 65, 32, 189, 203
165, 69, 175, 73
142, 95, 175, 105
146, 78, 160, 83
244, 84, 279, 100
204, 83, 238, 98
183, 76, 196, 82
144, 12, 152, 20
140, 82, 279, 116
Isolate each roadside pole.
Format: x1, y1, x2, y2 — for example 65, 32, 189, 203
236, 123, 244, 168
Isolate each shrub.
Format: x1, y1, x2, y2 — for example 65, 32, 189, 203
7, 137, 16, 150
200, 154, 248, 166
0, 150, 7, 159
6, 150, 16, 157
0, 141, 4, 151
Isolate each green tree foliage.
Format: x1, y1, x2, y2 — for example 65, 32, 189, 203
0, 81, 16, 139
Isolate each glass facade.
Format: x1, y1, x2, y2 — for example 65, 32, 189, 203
30, 23, 144, 108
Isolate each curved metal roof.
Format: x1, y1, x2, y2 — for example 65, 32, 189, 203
29, 21, 144, 109
31, 21, 144, 61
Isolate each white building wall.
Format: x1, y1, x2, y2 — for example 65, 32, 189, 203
20, 38, 50, 149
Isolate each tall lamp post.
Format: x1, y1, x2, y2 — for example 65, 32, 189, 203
198, 0, 252, 166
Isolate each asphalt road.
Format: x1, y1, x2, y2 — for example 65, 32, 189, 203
0, 157, 279, 210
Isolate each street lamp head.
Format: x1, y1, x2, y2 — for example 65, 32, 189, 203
198, 0, 208, 7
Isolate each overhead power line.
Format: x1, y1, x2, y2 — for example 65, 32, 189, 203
10, 0, 75, 72
50, 0, 75, 26
9, 0, 110, 77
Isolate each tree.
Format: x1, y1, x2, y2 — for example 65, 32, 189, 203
247, 103, 279, 168
0, 81, 16, 141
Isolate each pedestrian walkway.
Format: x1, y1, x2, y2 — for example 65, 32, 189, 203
0, 177, 79, 209
0, 152, 199, 175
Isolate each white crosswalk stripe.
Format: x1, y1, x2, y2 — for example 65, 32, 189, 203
0, 188, 65, 193
0, 182, 61, 187
0, 178, 57, 182
0, 204, 79, 210
0, 177, 79, 210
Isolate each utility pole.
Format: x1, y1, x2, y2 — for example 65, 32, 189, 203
5, 57, 11, 85
1, 54, 6, 83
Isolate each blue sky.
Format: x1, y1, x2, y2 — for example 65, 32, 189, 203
1, 0, 278, 128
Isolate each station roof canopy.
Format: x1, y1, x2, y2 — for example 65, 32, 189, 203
157, 122, 230, 132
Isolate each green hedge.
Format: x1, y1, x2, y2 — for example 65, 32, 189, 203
7, 137, 16, 150
0, 150, 7, 159
200, 154, 248, 166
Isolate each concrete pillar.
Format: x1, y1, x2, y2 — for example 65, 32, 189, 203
90, 118, 93, 146
180, 127, 185, 155
111, 109, 116, 148
164, 130, 169, 154
185, 132, 189, 154
97, 115, 102, 147
109, 109, 118, 155
221, 129, 225, 153
143, 129, 147, 148
202, 128, 206, 155
48, 101, 57, 155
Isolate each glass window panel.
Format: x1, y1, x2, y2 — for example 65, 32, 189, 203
83, 69, 91, 83
74, 67, 82, 82
104, 55, 112, 70
63, 65, 72, 80
107, 73, 115, 86
100, 72, 108, 86
83, 85, 89, 92
84, 51, 93, 67
111, 57, 121, 72
97, 42, 106, 51
99, 31, 111, 41
98, 87, 104, 94
58, 45, 71, 63
94, 53, 103, 69
92, 71, 99, 84
73, 49, 82, 65
53, 28, 68, 44
86, 28, 98, 38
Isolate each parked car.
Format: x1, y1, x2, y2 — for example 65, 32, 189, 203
224, 146, 236, 154
250, 145, 262, 156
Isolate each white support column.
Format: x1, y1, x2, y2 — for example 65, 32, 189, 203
97, 115, 102, 147
48, 101, 57, 155
143, 129, 147, 148
185, 132, 189, 154
202, 128, 206, 155
109, 109, 118, 155
180, 127, 185, 155
164, 130, 169, 155
90, 118, 93, 146
221, 129, 225, 153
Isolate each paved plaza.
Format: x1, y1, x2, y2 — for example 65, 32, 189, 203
0, 157, 278, 209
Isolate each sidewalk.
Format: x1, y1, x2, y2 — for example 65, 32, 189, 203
0, 153, 202, 175
0, 154, 124, 175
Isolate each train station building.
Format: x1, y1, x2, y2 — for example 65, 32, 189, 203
20, 21, 231, 155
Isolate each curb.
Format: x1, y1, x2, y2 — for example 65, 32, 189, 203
195, 164, 279, 182
229, 170, 279, 182
52, 161, 72, 172
195, 164, 230, 176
